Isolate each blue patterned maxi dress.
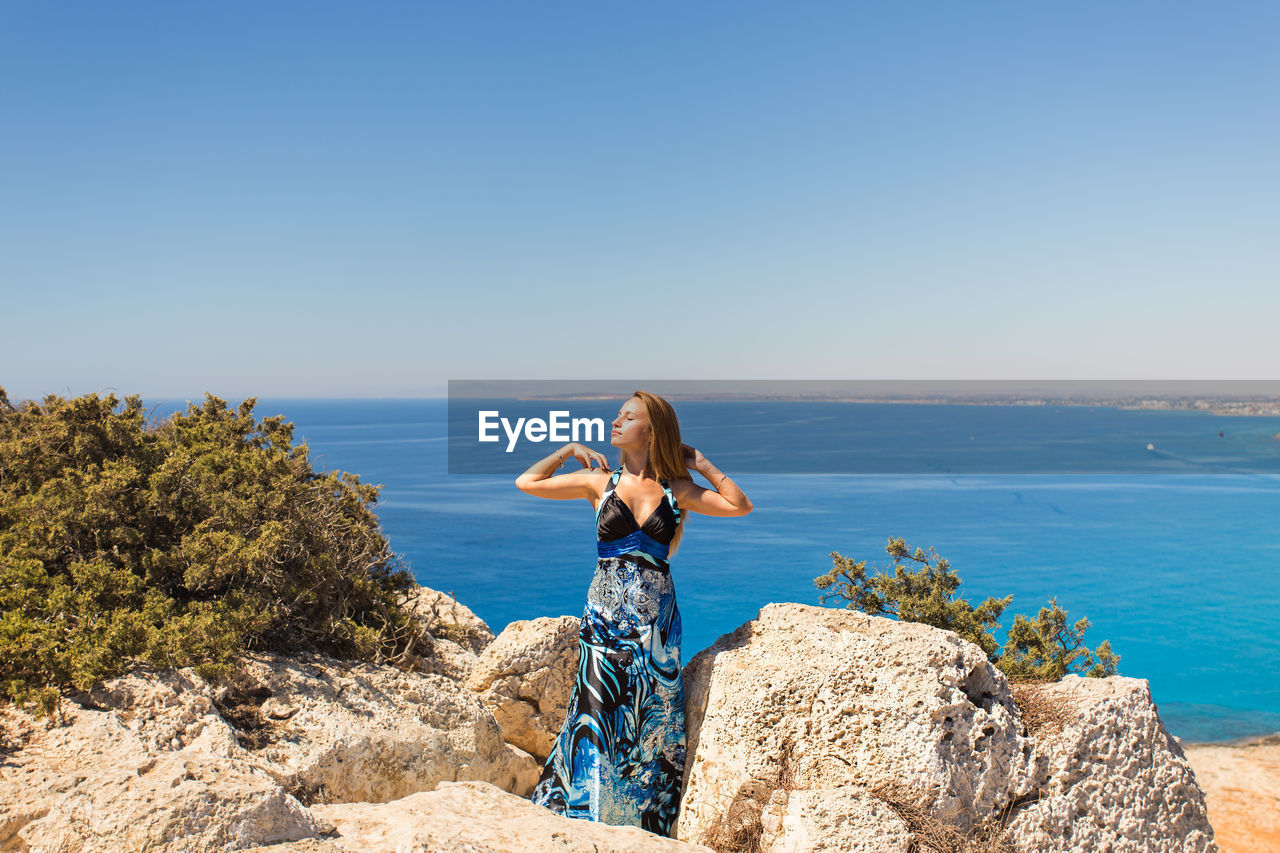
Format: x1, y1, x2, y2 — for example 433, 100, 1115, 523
530, 467, 686, 837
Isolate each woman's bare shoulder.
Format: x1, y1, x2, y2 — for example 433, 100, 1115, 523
668, 476, 699, 498
585, 468, 617, 509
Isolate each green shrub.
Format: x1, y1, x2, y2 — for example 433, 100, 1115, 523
998, 597, 1118, 681
0, 387, 432, 716
815, 536, 1118, 680
815, 537, 1013, 657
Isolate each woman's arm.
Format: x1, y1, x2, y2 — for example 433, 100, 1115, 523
674, 445, 752, 517
514, 442, 611, 500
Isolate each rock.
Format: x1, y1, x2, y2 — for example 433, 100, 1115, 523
0, 593, 1223, 852
408, 586, 496, 654
466, 616, 581, 762
308, 779, 712, 852
80, 665, 236, 756
675, 602, 1033, 850
239, 842, 349, 853
224, 650, 540, 802
401, 585, 498, 682
674, 602, 1215, 853
420, 635, 480, 683
764, 787, 912, 852
0, 647, 542, 853
261, 697, 298, 720
0, 685, 329, 852
1001, 675, 1216, 851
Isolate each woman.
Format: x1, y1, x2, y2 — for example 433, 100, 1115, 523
515, 390, 752, 837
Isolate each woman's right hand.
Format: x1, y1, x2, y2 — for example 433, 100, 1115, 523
561, 443, 611, 471
517, 443, 611, 499
682, 443, 709, 473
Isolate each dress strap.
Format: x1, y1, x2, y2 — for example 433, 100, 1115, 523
659, 478, 681, 526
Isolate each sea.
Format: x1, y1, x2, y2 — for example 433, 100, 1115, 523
149, 396, 1280, 745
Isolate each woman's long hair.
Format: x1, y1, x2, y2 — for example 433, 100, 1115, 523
616, 390, 689, 556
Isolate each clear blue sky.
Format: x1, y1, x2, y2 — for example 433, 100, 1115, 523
2, 1, 1277, 401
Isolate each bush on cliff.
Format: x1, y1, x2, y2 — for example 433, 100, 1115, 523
0, 387, 433, 717
997, 596, 1119, 681
815, 537, 1119, 680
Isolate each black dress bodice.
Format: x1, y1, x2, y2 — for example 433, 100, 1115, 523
597, 487, 678, 544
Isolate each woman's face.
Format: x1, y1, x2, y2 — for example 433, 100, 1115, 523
610, 397, 651, 451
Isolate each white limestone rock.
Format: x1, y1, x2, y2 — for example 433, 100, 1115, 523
0, 594, 1219, 853
0, 646, 542, 853
0, 676, 329, 853
675, 602, 1032, 848
763, 787, 913, 853
307, 779, 713, 853
406, 585, 498, 681
407, 585, 495, 653
674, 602, 1216, 853
466, 615, 581, 762
1002, 674, 1217, 852
225, 650, 540, 802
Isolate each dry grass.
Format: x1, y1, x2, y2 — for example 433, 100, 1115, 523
870, 779, 1022, 853
1008, 678, 1076, 739
432, 618, 490, 649
697, 739, 797, 853
211, 670, 279, 750
698, 789, 767, 853
281, 770, 330, 806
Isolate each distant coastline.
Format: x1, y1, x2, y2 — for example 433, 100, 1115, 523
1182, 730, 1280, 748
514, 393, 1280, 418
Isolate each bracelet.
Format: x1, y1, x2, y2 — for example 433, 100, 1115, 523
714, 473, 729, 489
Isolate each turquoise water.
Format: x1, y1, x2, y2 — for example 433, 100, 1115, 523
153, 397, 1280, 744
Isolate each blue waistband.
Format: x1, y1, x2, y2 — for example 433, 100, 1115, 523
597, 530, 671, 561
